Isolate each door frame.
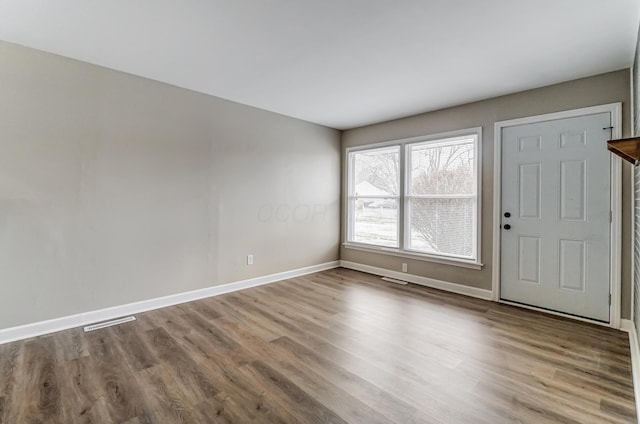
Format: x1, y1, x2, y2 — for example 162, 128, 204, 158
492, 103, 623, 328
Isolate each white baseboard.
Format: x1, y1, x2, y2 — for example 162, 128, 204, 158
339, 260, 493, 300
620, 319, 640, 424
0, 261, 340, 345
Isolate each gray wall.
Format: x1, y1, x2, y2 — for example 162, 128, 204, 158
0, 41, 341, 329
342, 70, 633, 319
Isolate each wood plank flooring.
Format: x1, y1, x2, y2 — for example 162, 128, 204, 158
0, 268, 636, 423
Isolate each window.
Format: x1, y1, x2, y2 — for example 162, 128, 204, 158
345, 129, 481, 266
347, 146, 400, 247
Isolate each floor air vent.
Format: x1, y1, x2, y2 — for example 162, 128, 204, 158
382, 277, 408, 285
83, 316, 136, 332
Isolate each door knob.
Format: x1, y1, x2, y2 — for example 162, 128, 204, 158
503, 224, 511, 230
504, 212, 511, 218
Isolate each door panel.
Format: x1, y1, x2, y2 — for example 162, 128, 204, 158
500, 112, 611, 322
519, 163, 541, 219
558, 239, 586, 291
559, 160, 586, 221
518, 236, 540, 283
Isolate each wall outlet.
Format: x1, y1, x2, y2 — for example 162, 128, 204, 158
402, 263, 408, 272
247, 254, 254, 265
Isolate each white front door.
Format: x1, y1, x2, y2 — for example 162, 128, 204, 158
500, 112, 611, 322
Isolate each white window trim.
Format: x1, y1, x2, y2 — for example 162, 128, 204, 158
343, 127, 483, 269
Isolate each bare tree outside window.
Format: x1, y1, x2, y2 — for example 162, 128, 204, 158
354, 149, 399, 196
407, 140, 475, 257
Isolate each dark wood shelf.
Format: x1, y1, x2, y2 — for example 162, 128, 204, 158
607, 137, 640, 165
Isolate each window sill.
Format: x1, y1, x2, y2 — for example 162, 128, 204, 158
342, 243, 483, 270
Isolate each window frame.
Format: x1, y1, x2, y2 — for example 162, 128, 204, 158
344, 127, 483, 269
346, 145, 401, 248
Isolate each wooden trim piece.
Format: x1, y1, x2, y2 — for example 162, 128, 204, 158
608, 138, 640, 165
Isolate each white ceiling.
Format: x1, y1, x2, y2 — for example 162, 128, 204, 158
0, 1, 638, 130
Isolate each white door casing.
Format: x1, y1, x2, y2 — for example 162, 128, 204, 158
492, 103, 622, 327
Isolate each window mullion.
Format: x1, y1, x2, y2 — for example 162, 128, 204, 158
399, 144, 407, 251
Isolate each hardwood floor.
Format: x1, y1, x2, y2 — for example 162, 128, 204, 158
0, 268, 636, 423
